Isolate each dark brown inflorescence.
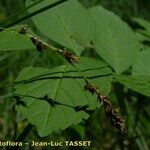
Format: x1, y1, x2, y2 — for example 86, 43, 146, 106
18, 26, 44, 51
30, 36, 49, 52
84, 81, 125, 133
97, 94, 125, 133
19, 27, 124, 132
18, 27, 79, 65
84, 81, 98, 95
62, 50, 79, 65
18, 26, 29, 34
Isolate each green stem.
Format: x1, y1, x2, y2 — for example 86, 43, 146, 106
0, 0, 46, 26
6, 123, 34, 150
15, 123, 34, 142
4, 0, 69, 28
73, 64, 89, 83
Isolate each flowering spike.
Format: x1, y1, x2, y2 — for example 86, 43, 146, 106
62, 50, 79, 65
84, 82, 98, 95
30, 36, 49, 52
97, 93, 125, 133
18, 26, 29, 34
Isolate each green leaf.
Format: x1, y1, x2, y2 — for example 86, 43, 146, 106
133, 18, 150, 37
26, 0, 92, 55
132, 50, 150, 76
0, 29, 34, 51
17, 98, 89, 137
90, 6, 139, 74
135, 32, 150, 42
114, 75, 150, 97
15, 57, 112, 136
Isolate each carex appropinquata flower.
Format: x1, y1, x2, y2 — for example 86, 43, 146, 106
84, 81, 125, 133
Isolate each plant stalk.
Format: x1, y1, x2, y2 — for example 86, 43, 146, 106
4, 0, 69, 28
6, 123, 34, 150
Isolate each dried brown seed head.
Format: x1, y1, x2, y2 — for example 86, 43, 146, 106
97, 92, 125, 133
30, 37, 37, 45
63, 50, 79, 65
84, 82, 98, 95
30, 36, 49, 52
18, 26, 29, 34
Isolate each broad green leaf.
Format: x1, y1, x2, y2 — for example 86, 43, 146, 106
17, 98, 89, 137
135, 32, 150, 42
0, 29, 34, 51
90, 6, 139, 74
15, 57, 112, 136
132, 50, 150, 76
114, 75, 150, 97
133, 18, 150, 37
26, 0, 92, 55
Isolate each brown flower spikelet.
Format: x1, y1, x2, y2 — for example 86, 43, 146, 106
23, 27, 125, 132
63, 50, 79, 65
18, 26, 29, 34
98, 94, 125, 133
30, 36, 49, 52
84, 81, 125, 133
84, 82, 98, 95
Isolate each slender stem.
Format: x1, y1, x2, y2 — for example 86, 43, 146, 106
73, 64, 89, 82
16, 123, 34, 142
4, 0, 69, 28
6, 123, 34, 150
0, 0, 46, 26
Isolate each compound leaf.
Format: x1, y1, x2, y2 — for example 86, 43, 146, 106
15, 57, 112, 136
114, 75, 150, 97
132, 50, 150, 76
26, 0, 92, 55
90, 6, 139, 74
0, 29, 34, 51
